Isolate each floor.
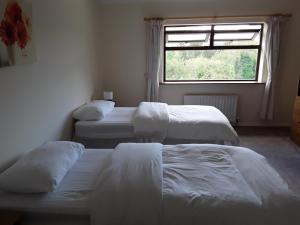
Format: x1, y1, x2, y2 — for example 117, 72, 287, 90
237, 127, 300, 194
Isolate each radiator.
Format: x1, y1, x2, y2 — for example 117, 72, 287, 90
183, 94, 238, 123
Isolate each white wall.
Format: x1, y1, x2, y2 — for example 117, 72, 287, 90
99, 0, 300, 126
0, 0, 103, 169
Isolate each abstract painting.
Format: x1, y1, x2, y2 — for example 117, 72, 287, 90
0, 0, 35, 68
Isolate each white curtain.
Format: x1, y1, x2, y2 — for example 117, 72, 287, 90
145, 20, 163, 102
260, 16, 285, 120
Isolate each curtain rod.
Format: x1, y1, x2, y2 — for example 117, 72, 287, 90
144, 13, 292, 21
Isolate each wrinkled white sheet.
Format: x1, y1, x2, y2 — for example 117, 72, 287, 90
91, 143, 299, 225
133, 102, 169, 141
91, 143, 163, 225
167, 105, 239, 145
162, 144, 299, 225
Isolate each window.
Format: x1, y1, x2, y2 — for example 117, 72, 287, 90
164, 23, 264, 82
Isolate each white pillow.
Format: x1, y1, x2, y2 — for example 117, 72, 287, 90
73, 100, 115, 121
0, 141, 84, 193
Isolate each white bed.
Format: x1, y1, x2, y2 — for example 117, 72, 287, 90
75, 104, 239, 147
1, 144, 299, 225
91, 143, 299, 225
0, 149, 112, 225
75, 107, 135, 139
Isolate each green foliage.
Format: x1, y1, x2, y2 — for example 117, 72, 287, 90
166, 49, 258, 81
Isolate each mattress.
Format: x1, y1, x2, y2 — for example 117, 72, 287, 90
75, 107, 136, 138
0, 149, 112, 215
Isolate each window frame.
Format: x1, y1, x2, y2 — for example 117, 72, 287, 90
163, 23, 264, 83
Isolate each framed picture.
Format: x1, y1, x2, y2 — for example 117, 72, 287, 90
0, 0, 35, 68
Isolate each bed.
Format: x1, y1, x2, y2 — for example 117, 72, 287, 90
75, 107, 136, 139
0, 143, 299, 225
74, 102, 239, 148
0, 149, 111, 225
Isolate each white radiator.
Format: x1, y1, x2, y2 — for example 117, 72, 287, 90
184, 94, 238, 123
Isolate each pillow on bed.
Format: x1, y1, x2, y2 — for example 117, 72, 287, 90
73, 100, 115, 121
0, 141, 84, 193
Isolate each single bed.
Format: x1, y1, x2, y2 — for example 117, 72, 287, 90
74, 103, 239, 148
0, 149, 112, 225
75, 107, 135, 139
0, 143, 299, 225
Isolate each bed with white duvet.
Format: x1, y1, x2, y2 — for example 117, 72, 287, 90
91, 143, 299, 225
0, 142, 298, 225
75, 101, 239, 146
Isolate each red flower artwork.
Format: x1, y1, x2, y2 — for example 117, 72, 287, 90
16, 20, 28, 49
0, 0, 30, 49
5, 1, 23, 25
0, 19, 16, 46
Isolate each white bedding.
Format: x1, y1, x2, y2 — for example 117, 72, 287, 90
91, 143, 299, 225
162, 145, 298, 225
167, 105, 239, 145
0, 141, 84, 193
133, 102, 169, 142
76, 104, 239, 145
1, 144, 299, 224
91, 143, 163, 225
0, 149, 111, 215
75, 107, 135, 138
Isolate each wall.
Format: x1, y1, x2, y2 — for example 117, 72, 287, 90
0, 0, 103, 170
99, 0, 300, 126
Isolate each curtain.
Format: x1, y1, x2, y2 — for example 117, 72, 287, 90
145, 20, 163, 102
260, 16, 285, 120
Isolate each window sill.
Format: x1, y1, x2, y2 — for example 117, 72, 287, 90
160, 81, 266, 85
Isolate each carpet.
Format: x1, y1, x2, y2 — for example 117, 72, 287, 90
240, 135, 300, 194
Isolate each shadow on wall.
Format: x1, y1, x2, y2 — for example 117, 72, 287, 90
59, 111, 77, 141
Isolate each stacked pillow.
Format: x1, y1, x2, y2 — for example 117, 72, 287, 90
0, 141, 84, 193
73, 100, 115, 121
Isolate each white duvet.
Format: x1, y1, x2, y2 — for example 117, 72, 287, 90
132, 102, 239, 145
91, 143, 299, 225
133, 102, 169, 142
91, 143, 163, 225
167, 105, 239, 145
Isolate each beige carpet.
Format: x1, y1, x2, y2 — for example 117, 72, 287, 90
240, 135, 300, 194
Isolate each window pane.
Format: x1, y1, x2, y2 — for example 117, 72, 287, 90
214, 32, 256, 40
165, 49, 258, 81
214, 24, 262, 31
166, 33, 210, 47
214, 31, 261, 46
166, 41, 210, 47
167, 33, 208, 41
166, 25, 212, 31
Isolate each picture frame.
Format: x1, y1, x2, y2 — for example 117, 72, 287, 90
0, 0, 35, 68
